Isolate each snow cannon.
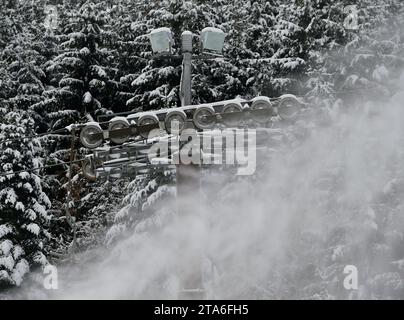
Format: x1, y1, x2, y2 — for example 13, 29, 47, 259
108, 117, 130, 145
80, 122, 104, 149
137, 113, 160, 139
221, 101, 244, 127
193, 105, 216, 130
277, 94, 302, 120
250, 96, 274, 123
165, 109, 188, 134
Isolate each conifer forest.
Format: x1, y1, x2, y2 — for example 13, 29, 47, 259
1, 0, 404, 300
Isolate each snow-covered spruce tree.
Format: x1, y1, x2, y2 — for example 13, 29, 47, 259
29, 1, 126, 253
290, 0, 348, 107
69, 178, 129, 250
105, 168, 176, 246
0, 107, 52, 288
0, 8, 72, 261
331, 0, 404, 105
258, 0, 347, 98
105, 0, 157, 113
211, 0, 280, 99
2, 38, 47, 126
0, 58, 15, 103
0, 1, 24, 51
40, 0, 119, 129
0, 0, 50, 111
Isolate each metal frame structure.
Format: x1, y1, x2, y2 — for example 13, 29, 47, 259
78, 94, 303, 151
71, 27, 305, 299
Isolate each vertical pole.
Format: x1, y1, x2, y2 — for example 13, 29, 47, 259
180, 31, 193, 107
67, 126, 77, 257
177, 31, 204, 299
178, 31, 200, 214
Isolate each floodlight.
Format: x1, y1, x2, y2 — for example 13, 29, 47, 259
193, 105, 216, 130
165, 110, 187, 134
149, 28, 174, 54
221, 102, 243, 127
250, 96, 273, 123
80, 122, 104, 149
277, 94, 301, 120
200, 27, 225, 54
108, 117, 130, 145
137, 114, 160, 139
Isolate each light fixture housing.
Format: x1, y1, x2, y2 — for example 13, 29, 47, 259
221, 102, 243, 127
80, 122, 104, 149
165, 110, 187, 134
149, 27, 174, 54
193, 105, 216, 130
137, 114, 160, 139
108, 117, 130, 145
277, 94, 301, 120
250, 96, 273, 123
200, 27, 225, 55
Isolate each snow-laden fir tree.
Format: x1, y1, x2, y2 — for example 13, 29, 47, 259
0, 107, 52, 288
40, 0, 119, 128
330, 0, 404, 106
105, 168, 176, 246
